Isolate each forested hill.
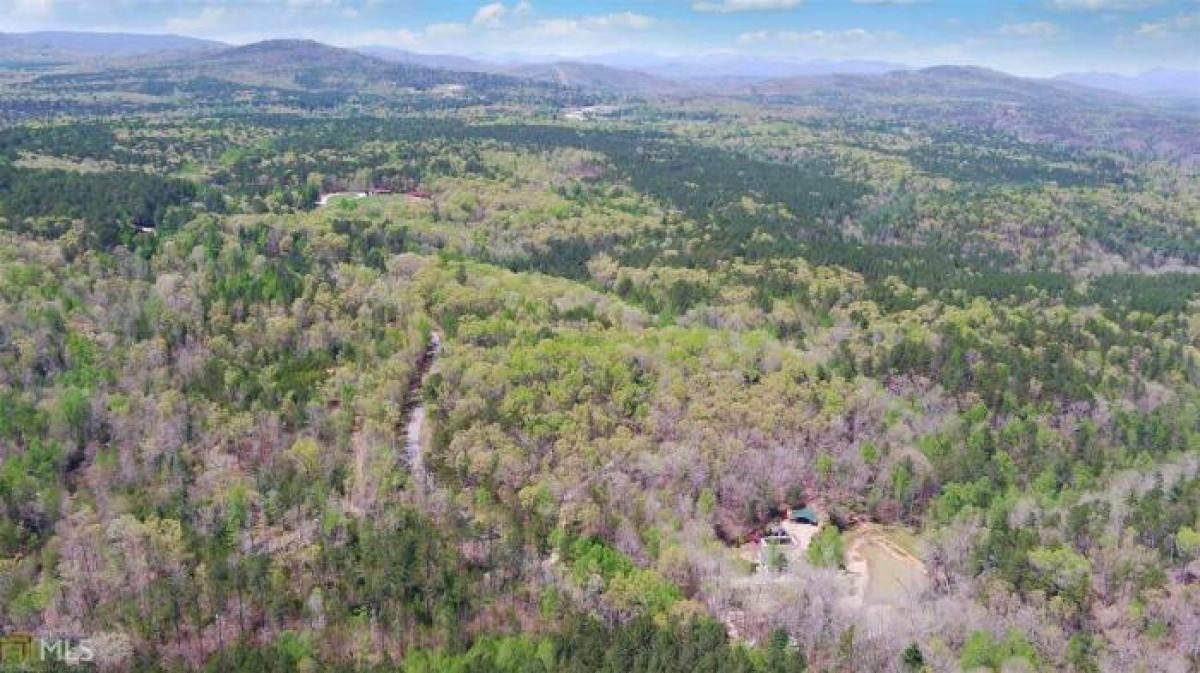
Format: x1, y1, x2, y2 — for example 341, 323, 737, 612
0, 36, 1199, 673
752, 65, 1124, 104
1, 39, 585, 118
746, 65, 1200, 160
500, 61, 688, 94
173, 39, 491, 91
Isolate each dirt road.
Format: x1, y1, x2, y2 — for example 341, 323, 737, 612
403, 332, 441, 489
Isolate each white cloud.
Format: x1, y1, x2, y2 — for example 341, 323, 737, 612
286, 0, 341, 8
8, 0, 54, 18
581, 12, 655, 30
341, 20, 465, 47
1131, 11, 1200, 38
1134, 21, 1169, 35
341, 28, 422, 48
424, 22, 470, 39
737, 28, 898, 45
998, 21, 1060, 37
471, 1, 538, 27
165, 7, 230, 34
336, 5, 652, 55
524, 12, 655, 36
531, 18, 579, 36
692, 0, 801, 14
1047, 0, 1161, 10
472, 2, 507, 26
851, 0, 926, 4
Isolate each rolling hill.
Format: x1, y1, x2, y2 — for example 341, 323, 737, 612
5, 39, 578, 113
0, 31, 222, 59
744, 65, 1200, 160
500, 61, 686, 95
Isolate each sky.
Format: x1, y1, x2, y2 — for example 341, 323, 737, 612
2, 0, 1199, 75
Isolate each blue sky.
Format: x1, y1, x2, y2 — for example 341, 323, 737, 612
2, 0, 1198, 75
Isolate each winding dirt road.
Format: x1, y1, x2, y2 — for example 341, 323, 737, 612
403, 332, 441, 489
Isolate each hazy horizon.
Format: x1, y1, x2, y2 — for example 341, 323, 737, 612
3, 0, 1199, 77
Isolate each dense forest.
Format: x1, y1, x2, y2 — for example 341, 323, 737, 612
0, 37, 1198, 673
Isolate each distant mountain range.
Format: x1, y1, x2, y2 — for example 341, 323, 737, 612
499, 62, 689, 95
356, 46, 908, 86
1056, 70, 1200, 101
593, 53, 908, 79
0, 31, 222, 58
751, 65, 1123, 104
4, 30, 1195, 103
2, 30, 1197, 106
